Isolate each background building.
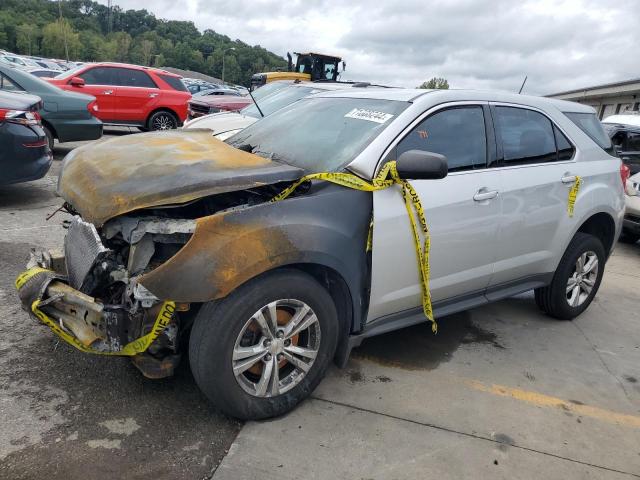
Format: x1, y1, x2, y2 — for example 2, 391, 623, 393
547, 78, 640, 119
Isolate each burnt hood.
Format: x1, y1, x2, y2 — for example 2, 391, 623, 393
57, 129, 304, 226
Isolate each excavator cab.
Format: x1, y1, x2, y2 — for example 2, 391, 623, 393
251, 52, 344, 89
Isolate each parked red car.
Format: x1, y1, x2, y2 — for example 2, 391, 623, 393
47, 63, 190, 130
187, 95, 253, 121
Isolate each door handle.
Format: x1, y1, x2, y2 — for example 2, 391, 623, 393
473, 188, 499, 202
102, 90, 113, 95
149, 93, 159, 98
561, 174, 577, 184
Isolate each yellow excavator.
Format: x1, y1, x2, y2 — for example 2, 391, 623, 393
251, 52, 345, 89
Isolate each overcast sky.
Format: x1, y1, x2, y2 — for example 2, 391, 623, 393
98, 0, 639, 95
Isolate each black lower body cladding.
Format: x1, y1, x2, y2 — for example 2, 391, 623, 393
139, 181, 373, 335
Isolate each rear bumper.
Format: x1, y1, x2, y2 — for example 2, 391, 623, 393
624, 195, 640, 234
53, 118, 103, 143
623, 214, 640, 234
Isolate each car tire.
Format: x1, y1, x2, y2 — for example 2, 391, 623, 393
147, 110, 178, 131
534, 232, 605, 320
619, 232, 640, 244
189, 269, 339, 420
43, 125, 54, 152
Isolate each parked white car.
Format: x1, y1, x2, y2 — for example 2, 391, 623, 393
622, 171, 640, 243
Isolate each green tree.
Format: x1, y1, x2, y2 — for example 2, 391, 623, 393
418, 77, 450, 89
16, 24, 38, 55
42, 19, 81, 60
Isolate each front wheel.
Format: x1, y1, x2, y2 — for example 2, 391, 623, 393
189, 270, 339, 420
535, 233, 605, 320
147, 110, 178, 131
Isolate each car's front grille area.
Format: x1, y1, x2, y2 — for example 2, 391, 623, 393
64, 216, 110, 290
188, 102, 211, 117
626, 213, 640, 223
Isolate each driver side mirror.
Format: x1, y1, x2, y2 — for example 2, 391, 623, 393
396, 150, 448, 180
69, 77, 85, 87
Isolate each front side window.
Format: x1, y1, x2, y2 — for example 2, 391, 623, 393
397, 106, 487, 172
113, 68, 157, 88
494, 106, 557, 165
79, 67, 115, 85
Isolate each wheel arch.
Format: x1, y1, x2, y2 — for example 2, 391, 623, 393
40, 118, 58, 139
576, 211, 617, 257
146, 107, 180, 128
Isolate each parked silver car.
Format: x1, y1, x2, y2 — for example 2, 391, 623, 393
17, 88, 624, 420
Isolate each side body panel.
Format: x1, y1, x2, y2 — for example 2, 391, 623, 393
367, 170, 503, 321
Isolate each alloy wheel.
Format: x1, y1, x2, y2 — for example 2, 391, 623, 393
566, 251, 598, 307
152, 114, 175, 130
232, 299, 321, 397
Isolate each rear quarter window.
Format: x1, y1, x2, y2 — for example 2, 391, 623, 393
159, 74, 188, 92
564, 112, 615, 155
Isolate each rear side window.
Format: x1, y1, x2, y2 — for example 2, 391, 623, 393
564, 112, 614, 155
113, 68, 157, 88
554, 125, 575, 160
494, 106, 557, 165
397, 106, 487, 172
0, 73, 23, 92
159, 74, 188, 92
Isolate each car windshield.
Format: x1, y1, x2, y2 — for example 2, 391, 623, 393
241, 86, 329, 119
54, 64, 86, 79
250, 81, 291, 101
228, 97, 408, 173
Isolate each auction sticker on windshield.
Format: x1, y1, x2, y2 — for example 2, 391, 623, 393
345, 108, 394, 124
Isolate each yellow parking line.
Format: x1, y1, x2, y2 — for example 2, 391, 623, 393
466, 380, 640, 429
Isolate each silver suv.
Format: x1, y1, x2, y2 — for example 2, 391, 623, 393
18, 89, 625, 420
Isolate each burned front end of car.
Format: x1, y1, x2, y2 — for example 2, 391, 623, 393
16, 130, 309, 378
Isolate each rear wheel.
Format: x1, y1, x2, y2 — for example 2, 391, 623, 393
189, 270, 339, 420
535, 233, 605, 320
147, 110, 178, 131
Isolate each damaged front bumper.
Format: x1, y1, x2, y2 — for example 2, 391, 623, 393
16, 216, 185, 379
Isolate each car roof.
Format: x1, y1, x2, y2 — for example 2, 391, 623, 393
84, 62, 182, 77
313, 88, 595, 113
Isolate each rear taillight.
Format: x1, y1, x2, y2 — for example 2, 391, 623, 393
620, 163, 631, 190
0, 109, 41, 126
87, 100, 99, 114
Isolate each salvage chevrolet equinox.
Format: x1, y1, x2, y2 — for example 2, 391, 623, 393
17, 89, 625, 420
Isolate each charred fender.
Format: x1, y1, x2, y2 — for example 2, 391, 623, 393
139, 183, 372, 330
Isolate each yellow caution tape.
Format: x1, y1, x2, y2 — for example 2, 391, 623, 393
272, 161, 436, 332
16, 267, 176, 356
30, 298, 176, 356
567, 176, 582, 217
15, 266, 50, 290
